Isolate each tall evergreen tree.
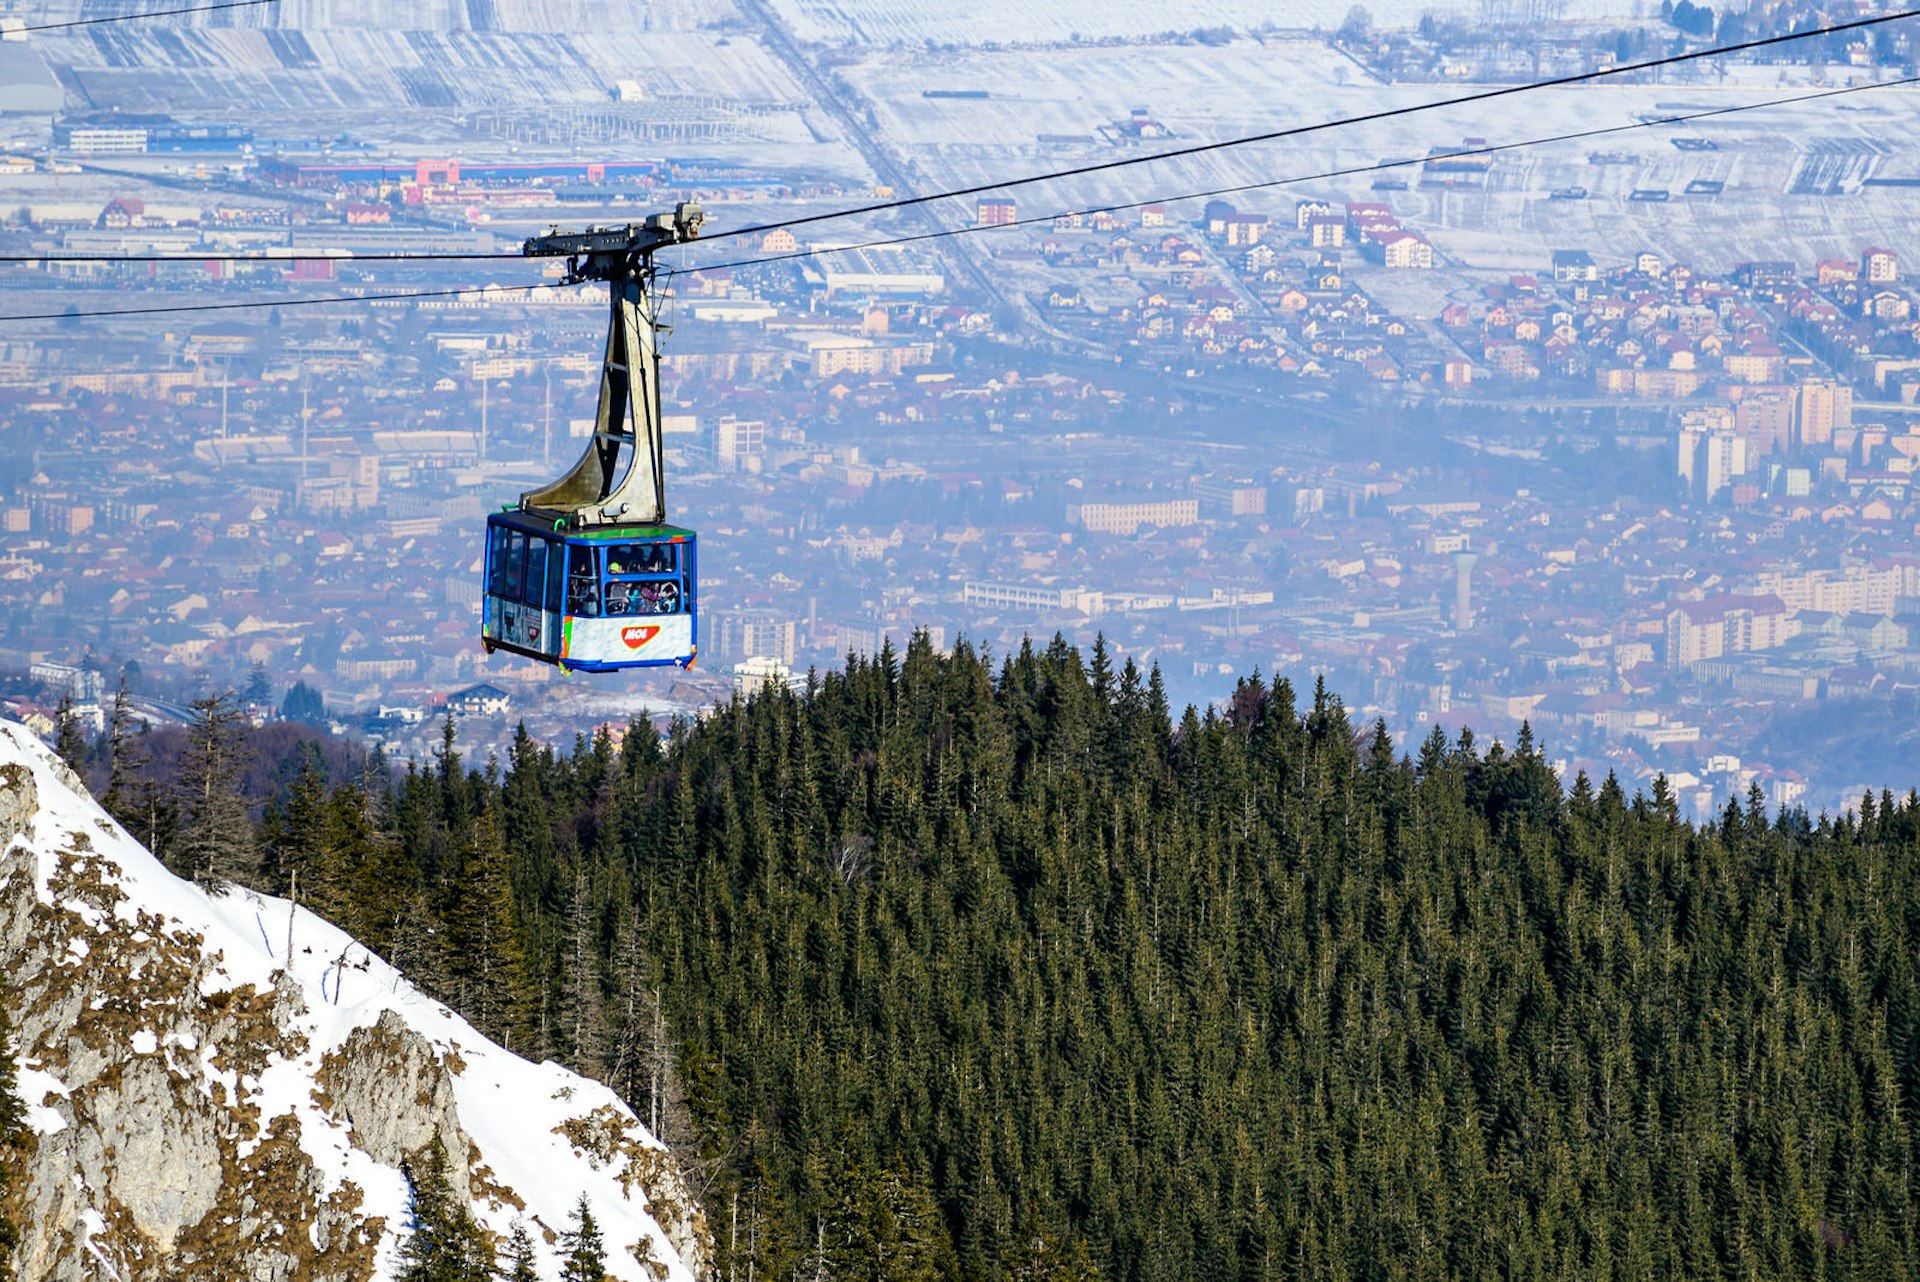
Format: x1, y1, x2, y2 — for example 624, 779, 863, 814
174, 690, 255, 887
499, 1221, 539, 1282
395, 1135, 490, 1282
242, 660, 272, 707
100, 674, 143, 832
557, 1195, 607, 1282
261, 747, 331, 899
560, 864, 607, 1080
51, 695, 87, 779
280, 679, 327, 727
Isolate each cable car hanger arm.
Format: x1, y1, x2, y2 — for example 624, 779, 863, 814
514, 204, 704, 529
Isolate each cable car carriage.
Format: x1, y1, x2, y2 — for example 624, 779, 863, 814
482, 515, 696, 672
481, 206, 705, 672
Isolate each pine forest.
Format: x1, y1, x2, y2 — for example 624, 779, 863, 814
57, 637, 1920, 1280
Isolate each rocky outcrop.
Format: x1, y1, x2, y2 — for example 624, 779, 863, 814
319, 1010, 475, 1204
0, 722, 709, 1281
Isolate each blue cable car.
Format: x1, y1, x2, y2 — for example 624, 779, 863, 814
481, 207, 705, 673
482, 516, 697, 671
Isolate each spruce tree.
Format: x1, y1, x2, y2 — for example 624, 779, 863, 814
557, 1195, 607, 1282
101, 674, 143, 832
559, 865, 607, 1080
500, 1221, 539, 1282
51, 695, 87, 780
242, 660, 272, 707
395, 1135, 490, 1282
174, 690, 255, 888
262, 749, 331, 899
280, 679, 327, 726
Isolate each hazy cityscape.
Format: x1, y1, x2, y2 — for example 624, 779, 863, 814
5, 0, 1920, 817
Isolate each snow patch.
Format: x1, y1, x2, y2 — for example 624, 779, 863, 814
16, 1067, 69, 1136
0, 719, 702, 1281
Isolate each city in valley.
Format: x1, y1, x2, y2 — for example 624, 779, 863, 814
6, 0, 1920, 816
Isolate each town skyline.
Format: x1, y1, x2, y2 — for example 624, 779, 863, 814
5, 0, 1920, 817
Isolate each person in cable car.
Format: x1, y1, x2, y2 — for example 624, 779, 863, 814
567, 549, 600, 617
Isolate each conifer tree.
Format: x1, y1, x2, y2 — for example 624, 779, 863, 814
242, 660, 272, 707
261, 748, 331, 899
499, 1221, 539, 1282
395, 1135, 490, 1282
560, 865, 607, 1080
174, 690, 255, 887
52, 694, 87, 780
0, 990, 24, 1282
442, 806, 529, 1045
101, 674, 142, 832
1005, 1209, 1099, 1282
325, 771, 414, 956
280, 679, 327, 726
606, 906, 660, 1120
557, 1195, 607, 1282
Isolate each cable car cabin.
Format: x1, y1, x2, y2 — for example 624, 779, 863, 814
481, 511, 697, 672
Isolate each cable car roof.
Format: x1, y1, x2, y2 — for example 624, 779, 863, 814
488, 509, 695, 541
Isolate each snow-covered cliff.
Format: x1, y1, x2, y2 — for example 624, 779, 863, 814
0, 719, 710, 1281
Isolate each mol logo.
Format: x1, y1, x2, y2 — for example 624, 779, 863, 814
621, 625, 661, 650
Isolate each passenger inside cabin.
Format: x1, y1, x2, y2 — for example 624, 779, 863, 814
566, 546, 600, 616
608, 544, 674, 576
637, 581, 680, 614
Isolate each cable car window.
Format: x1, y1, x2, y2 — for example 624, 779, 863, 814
608, 579, 681, 615
525, 539, 547, 609
503, 530, 527, 602
488, 526, 511, 596
546, 541, 566, 613
607, 543, 675, 576
566, 545, 600, 617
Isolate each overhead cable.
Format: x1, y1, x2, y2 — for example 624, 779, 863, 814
13, 0, 281, 35
0, 249, 525, 264
0, 282, 550, 322
2, 60, 1915, 317
10, 12, 1916, 269
675, 76, 1920, 276
702, 10, 1920, 241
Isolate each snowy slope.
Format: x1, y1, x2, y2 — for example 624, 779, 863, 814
0, 719, 707, 1282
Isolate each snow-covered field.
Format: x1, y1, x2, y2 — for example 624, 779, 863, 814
830, 32, 1920, 275
766, 0, 1647, 45
14, 0, 1920, 274
37, 27, 806, 115
0, 720, 698, 1282
18, 0, 739, 32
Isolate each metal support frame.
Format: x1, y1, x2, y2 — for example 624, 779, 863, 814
516, 203, 705, 527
